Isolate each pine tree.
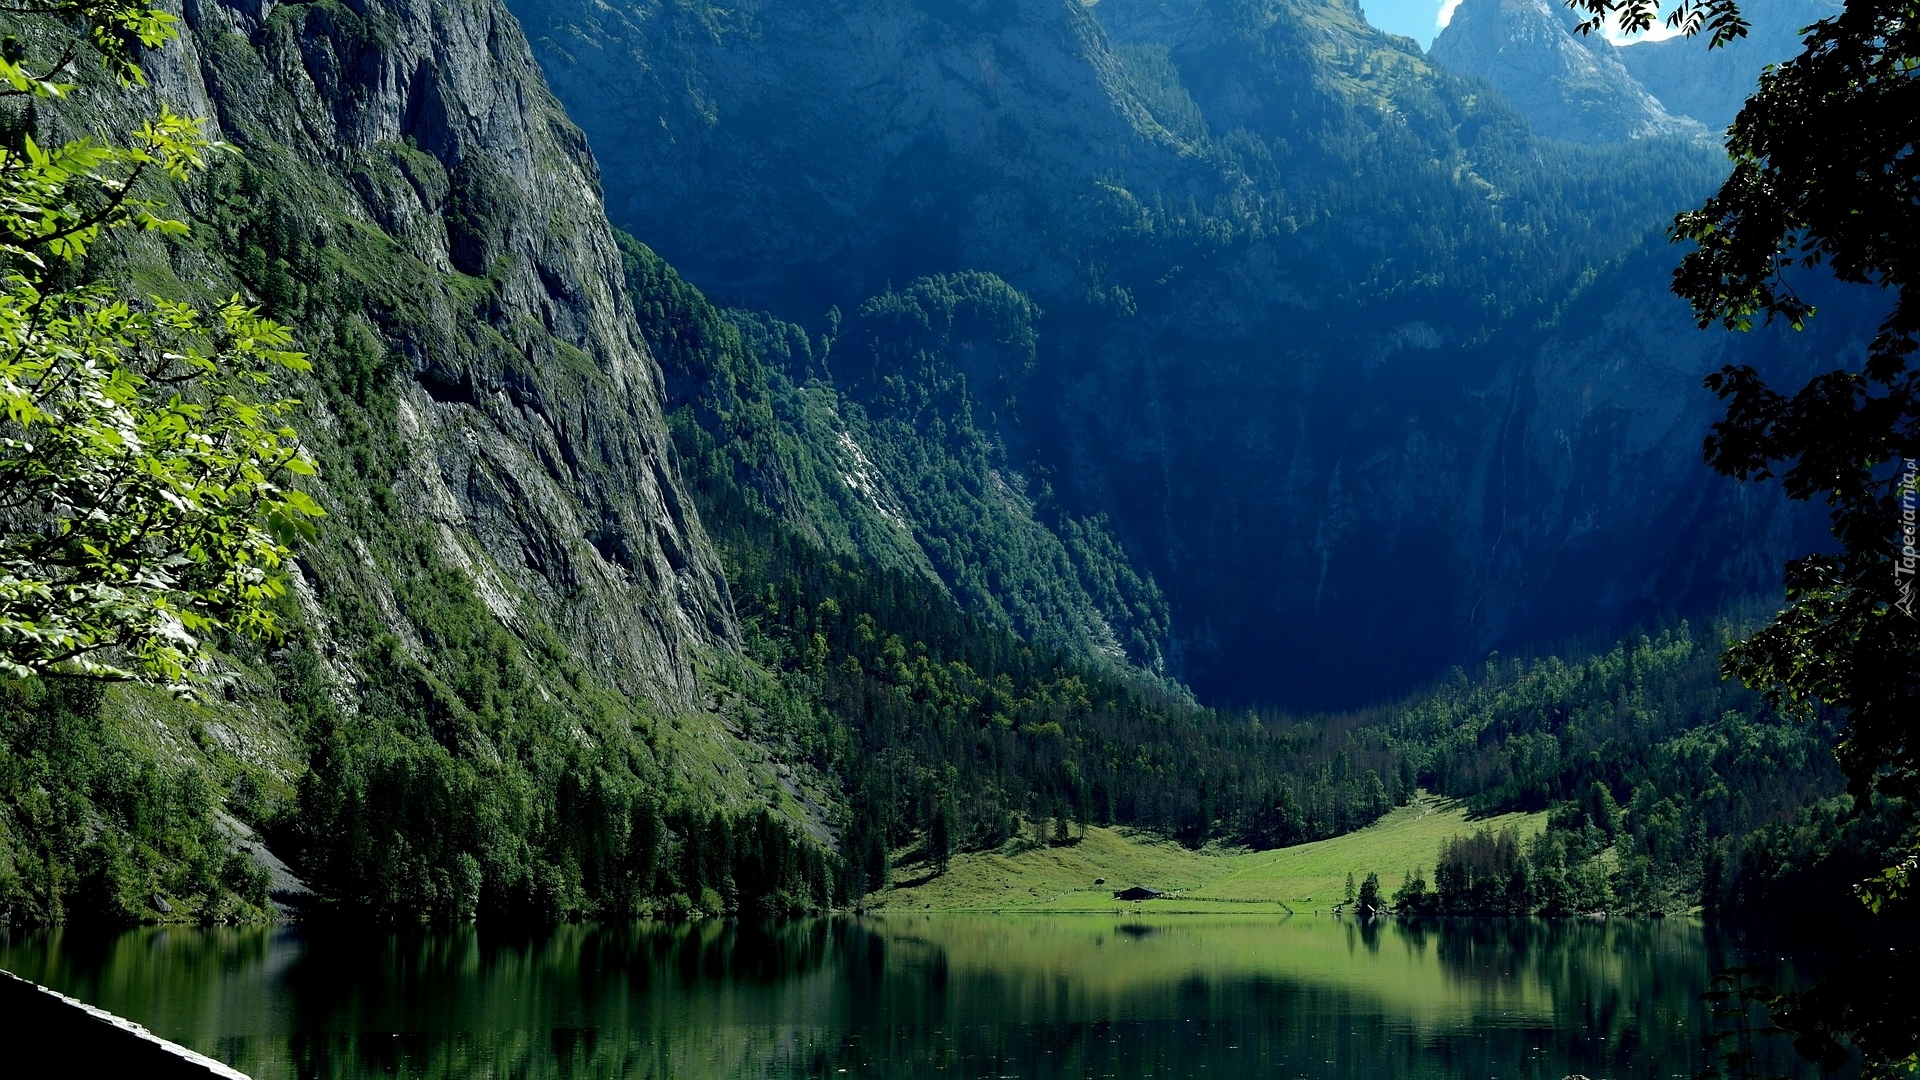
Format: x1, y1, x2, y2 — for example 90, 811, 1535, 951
1357, 872, 1381, 914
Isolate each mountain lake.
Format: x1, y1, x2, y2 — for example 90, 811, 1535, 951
0, 915, 1829, 1079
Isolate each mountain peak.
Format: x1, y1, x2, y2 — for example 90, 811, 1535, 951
1429, 0, 1704, 143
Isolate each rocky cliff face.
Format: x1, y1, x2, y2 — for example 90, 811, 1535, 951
1, 0, 859, 925
1609, 0, 1839, 131
120, 0, 736, 712
1041, 239, 1848, 708
1428, 0, 1838, 137
1428, 0, 1701, 143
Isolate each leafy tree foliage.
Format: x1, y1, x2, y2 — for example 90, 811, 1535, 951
1691, 0, 1920, 909
0, 0, 319, 693
1567, 0, 1752, 46
0, 0, 176, 83
1570, 0, 1920, 888
0, 290, 317, 690
1558, 2, 1918, 1070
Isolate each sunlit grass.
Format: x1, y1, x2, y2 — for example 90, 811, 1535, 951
877, 794, 1547, 912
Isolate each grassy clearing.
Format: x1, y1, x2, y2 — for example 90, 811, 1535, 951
874, 794, 1547, 912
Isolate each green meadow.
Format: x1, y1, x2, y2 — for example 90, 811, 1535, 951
875, 795, 1547, 912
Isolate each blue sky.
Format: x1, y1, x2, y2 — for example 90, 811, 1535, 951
1361, 0, 1452, 47
1360, 0, 1683, 48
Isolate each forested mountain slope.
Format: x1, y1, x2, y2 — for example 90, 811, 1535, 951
507, 0, 1852, 708
0, 0, 1894, 931
625, 243, 1175, 671
622, 243, 1872, 918
1, 0, 837, 924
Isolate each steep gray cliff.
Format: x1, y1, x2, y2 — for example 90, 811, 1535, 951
111, 0, 738, 712
1610, 0, 1839, 130
0, 0, 866, 925
1428, 0, 1839, 137
1428, 0, 1702, 142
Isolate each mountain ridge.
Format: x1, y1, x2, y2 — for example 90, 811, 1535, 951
1427, 0, 1703, 144
507, 0, 1839, 708
1427, 0, 1841, 138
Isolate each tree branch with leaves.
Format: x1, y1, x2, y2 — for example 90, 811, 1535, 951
0, 0, 320, 693
1566, 1, 1918, 1074
1566, 0, 1919, 882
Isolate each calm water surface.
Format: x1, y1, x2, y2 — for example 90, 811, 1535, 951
0, 915, 1824, 1079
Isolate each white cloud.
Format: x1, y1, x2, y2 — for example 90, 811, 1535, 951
1600, 6, 1691, 43
1436, 0, 1464, 29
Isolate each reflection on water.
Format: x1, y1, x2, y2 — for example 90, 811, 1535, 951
0, 916, 1824, 1079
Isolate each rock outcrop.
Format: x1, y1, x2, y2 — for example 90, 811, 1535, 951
1610, 0, 1840, 131
1428, 0, 1702, 142
1428, 0, 1839, 137
117, 0, 737, 711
